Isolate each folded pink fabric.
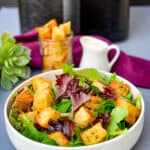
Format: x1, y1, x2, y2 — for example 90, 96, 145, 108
14, 30, 150, 88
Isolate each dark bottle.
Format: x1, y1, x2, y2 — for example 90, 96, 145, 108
63, 0, 129, 41
63, 0, 80, 34
18, 0, 63, 33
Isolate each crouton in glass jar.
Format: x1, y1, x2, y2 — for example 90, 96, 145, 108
36, 19, 73, 71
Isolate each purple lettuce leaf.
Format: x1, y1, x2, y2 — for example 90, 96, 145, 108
56, 73, 90, 111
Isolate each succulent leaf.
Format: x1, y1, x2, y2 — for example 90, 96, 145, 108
0, 32, 31, 89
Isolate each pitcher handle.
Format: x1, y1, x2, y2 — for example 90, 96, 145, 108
107, 44, 120, 70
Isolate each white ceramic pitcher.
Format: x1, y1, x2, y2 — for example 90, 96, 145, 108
79, 36, 120, 72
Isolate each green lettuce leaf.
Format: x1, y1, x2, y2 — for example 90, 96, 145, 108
106, 128, 128, 140
74, 68, 106, 82
20, 114, 58, 145
96, 99, 116, 114
28, 85, 35, 95
9, 108, 23, 132
54, 99, 72, 113
109, 73, 118, 83
70, 127, 83, 146
135, 93, 142, 109
51, 84, 57, 99
107, 106, 128, 132
63, 64, 74, 76
125, 92, 133, 103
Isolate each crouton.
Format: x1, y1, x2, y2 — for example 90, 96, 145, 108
48, 131, 69, 146
85, 96, 102, 110
110, 80, 129, 96
32, 77, 52, 92
44, 19, 57, 30
91, 96, 102, 103
35, 26, 51, 39
59, 21, 71, 35
26, 111, 37, 124
74, 106, 95, 128
36, 107, 60, 128
84, 103, 100, 110
81, 122, 107, 145
92, 81, 105, 92
13, 100, 29, 113
32, 90, 53, 111
16, 86, 33, 105
52, 26, 65, 40
116, 97, 141, 124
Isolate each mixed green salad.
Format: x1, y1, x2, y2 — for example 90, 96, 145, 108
9, 65, 141, 146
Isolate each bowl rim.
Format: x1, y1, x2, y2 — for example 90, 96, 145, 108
4, 69, 145, 149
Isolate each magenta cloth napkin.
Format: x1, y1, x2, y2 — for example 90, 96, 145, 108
14, 30, 150, 88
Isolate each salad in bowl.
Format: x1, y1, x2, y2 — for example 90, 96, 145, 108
4, 65, 144, 150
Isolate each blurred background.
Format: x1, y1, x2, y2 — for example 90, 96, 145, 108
0, 0, 150, 41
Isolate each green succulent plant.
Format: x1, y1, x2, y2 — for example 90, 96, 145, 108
0, 32, 31, 90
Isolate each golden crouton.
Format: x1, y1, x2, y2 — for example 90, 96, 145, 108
26, 111, 37, 124
32, 90, 53, 111
52, 26, 65, 40
110, 80, 129, 96
36, 107, 60, 128
32, 77, 52, 92
85, 96, 102, 110
92, 81, 105, 92
13, 100, 29, 113
116, 97, 141, 124
74, 106, 95, 128
59, 21, 71, 35
48, 131, 69, 146
91, 96, 102, 103
81, 122, 107, 145
16, 86, 33, 105
84, 103, 100, 110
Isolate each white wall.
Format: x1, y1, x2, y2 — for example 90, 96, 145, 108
0, 7, 20, 35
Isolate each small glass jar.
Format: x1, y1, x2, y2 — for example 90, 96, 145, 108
40, 34, 73, 71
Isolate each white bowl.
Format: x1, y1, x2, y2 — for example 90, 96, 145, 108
4, 69, 144, 150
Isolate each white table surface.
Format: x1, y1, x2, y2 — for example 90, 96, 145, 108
0, 6, 150, 150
